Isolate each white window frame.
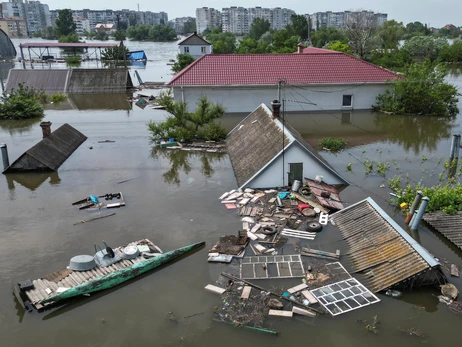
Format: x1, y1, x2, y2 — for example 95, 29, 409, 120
342, 94, 353, 108
184, 46, 189, 53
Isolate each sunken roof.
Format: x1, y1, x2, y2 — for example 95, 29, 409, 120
226, 104, 347, 188
330, 198, 441, 293
178, 32, 211, 46
4, 124, 87, 173
168, 53, 400, 86
6, 69, 69, 95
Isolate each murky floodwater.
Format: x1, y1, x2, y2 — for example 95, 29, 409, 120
1, 41, 462, 346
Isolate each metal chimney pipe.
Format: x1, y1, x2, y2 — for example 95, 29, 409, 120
405, 190, 422, 224
271, 100, 281, 119
40, 121, 52, 138
410, 197, 429, 231
1, 143, 10, 171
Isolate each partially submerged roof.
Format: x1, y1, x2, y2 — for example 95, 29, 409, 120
330, 197, 441, 293
0, 28, 16, 60
226, 103, 347, 188
178, 32, 211, 46
3, 124, 87, 173
127, 50, 147, 61
6, 69, 69, 95
168, 53, 400, 86
423, 211, 462, 251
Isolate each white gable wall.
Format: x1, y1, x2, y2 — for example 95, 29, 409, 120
245, 142, 345, 189
172, 84, 389, 113
178, 44, 212, 58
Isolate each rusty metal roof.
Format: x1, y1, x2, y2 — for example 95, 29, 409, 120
330, 197, 439, 292
423, 211, 462, 251
305, 178, 344, 210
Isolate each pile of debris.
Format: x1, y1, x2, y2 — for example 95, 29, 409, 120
157, 140, 226, 153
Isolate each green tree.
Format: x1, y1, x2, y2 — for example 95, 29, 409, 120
374, 62, 459, 117
286, 14, 309, 41
171, 54, 195, 73
126, 24, 151, 40
182, 19, 196, 35
0, 85, 45, 120
149, 24, 177, 41
147, 90, 227, 142
248, 18, 271, 40
271, 29, 299, 53
377, 20, 406, 50
311, 27, 346, 48
439, 40, 462, 62
101, 44, 129, 61
404, 21, 430, 38
206, 29, 236, 53
402, 36, 449, 62
55, 9, 76, 37
95, 31, 109, 40
111, 29, 126, 41
58, 33, 79, 43
327, 41, 352, 54
236, 38, 271, 53
438, 25, 461, 39
369, 50, 412, 70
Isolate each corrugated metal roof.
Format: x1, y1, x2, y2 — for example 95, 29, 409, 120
330, 197, 440, 292
67, 68, 132, 94
19, 42, 116, 48
423, 211, 462, 251
4, 123, 87, 172
168, 53, 400, 86
6, 69, 70, 95
0, 28, 16, 59
127, 50, 147, 60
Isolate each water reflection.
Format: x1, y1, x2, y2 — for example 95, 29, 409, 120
5, 171, 60, 191
0, 117, 42, 135
150, 146, 226, 186
374, 113, 456, 155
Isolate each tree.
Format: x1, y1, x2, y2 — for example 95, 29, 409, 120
55, 9, 76, 37
101, 44, 129, 61
311, 27, 346, 48
286, 14, 309, 41
402, 36, 449, 62
248, 18, 271, 40
95, 31, 109, 40
126, 24, 151, 40
182, 19, 196, 35
0, 85, 45, 120
344, 11, 379, 59
147, 90, 227, 142
171, 54, 195, 73
404, 21, 430, 38
439, 40, 462, 63
327, 41, 352, 54
58, 33, 79, 43
377, 20, 405, 50
206, 29, 236, 54
236, 38, 271, 53
369, 49, 412, 70
111, 29, 126, 41
149, 24, 177, 41
271, 29, 299, 53
374, 62, 459, 117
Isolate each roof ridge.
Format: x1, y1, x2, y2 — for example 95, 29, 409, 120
168, 54, 208, 85
338, 52, 400, 77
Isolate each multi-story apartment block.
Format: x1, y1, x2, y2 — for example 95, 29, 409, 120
73, 16, 90, 34
248, 7, 272, 24
196, 7, 221, 34
172, 16, 194, 34
222, 6, 249, 35
271, 7, 294, 31
0, 17, 27, 36
309, 10, 388, 30
1, 0, 49, 35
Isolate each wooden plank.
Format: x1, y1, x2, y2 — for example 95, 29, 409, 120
281, 231, 315, 240
254, 244, 267, 253
247, 231, 258, 240
254, 233, 267, 240
302, 248, 340, 259
240, 286, 252, 299
205, 284, 226, 295
283, 228, 316, 235
250, 223, 261, 233
292, 192, 328, 213
301, 290, 318, 304
287, 283, 309, 294
292, 306, 316, 317
451, 264, 460, 277
219, 192, 230, 200
268, 310, 293, 317
239, 198, 250, 206
242, 222, 249, 231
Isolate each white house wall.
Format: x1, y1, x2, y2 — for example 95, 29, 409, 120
178, 45, 212, 58
172, 84, 389, 113
246, 142, 344, 189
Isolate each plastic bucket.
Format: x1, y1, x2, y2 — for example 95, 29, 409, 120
291, 180, 301, 192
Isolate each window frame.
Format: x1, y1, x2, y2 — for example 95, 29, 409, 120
342, 94, 353, 108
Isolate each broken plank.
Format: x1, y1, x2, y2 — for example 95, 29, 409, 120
239, 198, 251, 206
204, 284, 226, 295
302, 248, 340, 259
283, 228, 316, 235
208, 255, 233, 263
287, 283, 309, 294
254, 233, 267, 240
254, 244, 267, 253
451, 264, 460, 277
292, 192, 328, 213
301, 290, 318, 304
301, 252, 339, 260
247, 231, 258, 241
221, 200, 236, 204
219, 192, 230, 200
250, 223, 261, 233
292, 306, 316, 317
281, 232, 315, 240
264, 248, 275, 253
240, 286, 252, 299
268, 310, 293, 317
242, 222, 249, 231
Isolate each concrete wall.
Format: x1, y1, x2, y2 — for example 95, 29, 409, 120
246, 142, 344, 189
173, 83, 390, 113
179, 44, 212, 58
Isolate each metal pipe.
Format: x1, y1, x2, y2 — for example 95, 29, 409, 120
20, 44, 26, 69
454, 134, 461, 159
409, 211, 417, 227
410, 197, 429, 231
450, 134, 458, 159
1, 143, 10, 171
405, 190, 422, 224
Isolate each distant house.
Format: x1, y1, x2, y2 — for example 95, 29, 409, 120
95, 23, 116, 33
226, 101, 348, 189
177, 31, 212, 58
168, 52, 400, 113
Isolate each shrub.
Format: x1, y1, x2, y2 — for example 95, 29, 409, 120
0, 84, 45, 120
66, 56, 81, 66
51, 93, 68, 103
318, 137, 347, 152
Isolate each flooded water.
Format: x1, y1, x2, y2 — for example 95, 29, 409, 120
1, 41, 462, 346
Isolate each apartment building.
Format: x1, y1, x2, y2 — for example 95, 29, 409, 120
1, 0, 50, 35
271, 7, 294, 30
309, 10, 388, 30
73, 16, 90, 34
196, 7, 221, 34
172, 16, 194, 34
0, 17, 27, 36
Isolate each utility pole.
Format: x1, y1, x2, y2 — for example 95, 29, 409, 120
116, 14, 128, 69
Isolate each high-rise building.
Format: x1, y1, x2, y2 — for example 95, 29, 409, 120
195, 7, 221, 34
271, 7, 294, 31
222, 7, 249, 35
1, 0, 50, 35
309, 10, 387, 30
0, 17, 27, 36
172, 16, 194, 34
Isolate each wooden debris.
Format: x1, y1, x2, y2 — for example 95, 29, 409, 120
239, 198, 250, 206
240, 286, 252, 300
73, 212, 116, 225
254, 233, 266, 240
247, 231, 258, 241
264, 248, 275, 253
292, 192, 328, 213
242, 222, 249, 231
451, 264, 460, 277
250, 223, 261, 233
254, 244, 267, 253
219, 192, 230, 200
287, 283, 309, 294
268, 309, 293, 317
301, 248, 340, 260
281, 230, 316, 240
205, 284, 226, 295
301, 290, 318, 304
221, 200, 236, 204
292, 306, 316, 317
249, 243, 258, 255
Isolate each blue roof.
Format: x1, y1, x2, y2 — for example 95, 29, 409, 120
127, 50, 147, 61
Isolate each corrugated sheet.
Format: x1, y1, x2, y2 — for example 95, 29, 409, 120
423, 211, 462, 250
0, 29, 16, 59
6, 69, 70, 95
4, 123, 87, 172
67, 68, 132, 94
305, 178, 345, 209
330, 198, 439, 293
127, 51, 147, 60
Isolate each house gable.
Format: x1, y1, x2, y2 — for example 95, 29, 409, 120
178, 32, 211, 46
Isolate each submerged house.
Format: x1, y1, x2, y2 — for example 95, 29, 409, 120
3, 122, 87, 173
178, 32, 212, 58
0, 28, 16, 60
168, 52, 400, 113
226, 101, 348, 189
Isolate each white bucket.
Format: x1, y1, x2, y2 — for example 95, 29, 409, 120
291, 180, 301, 192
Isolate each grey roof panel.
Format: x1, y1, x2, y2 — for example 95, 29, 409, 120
67, 68, 132, 94
6, 69, 69, 95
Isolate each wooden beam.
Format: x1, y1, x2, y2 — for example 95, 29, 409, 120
240, 286, 252, 299
301, 290, 318, 304
204, 284, 226, 295
287, 283, 308, 294
292, 192, 328, 213
269, 309, 293, 317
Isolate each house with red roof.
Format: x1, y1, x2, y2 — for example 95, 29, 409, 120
168, 51, 400, 113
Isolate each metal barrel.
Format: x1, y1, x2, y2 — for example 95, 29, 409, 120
291, 180, 301, 192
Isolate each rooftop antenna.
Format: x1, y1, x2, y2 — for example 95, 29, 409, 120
138, 4, 140, 12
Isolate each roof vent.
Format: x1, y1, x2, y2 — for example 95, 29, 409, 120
271, 100, 281, 119
40, 121, 52, 138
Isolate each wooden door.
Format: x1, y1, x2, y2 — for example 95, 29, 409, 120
288, 163, 303, 185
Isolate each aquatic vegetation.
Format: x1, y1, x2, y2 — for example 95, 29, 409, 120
376, 161, 390, 176
50, 93, 68, 104
422, 154, 427, 161
364, 160, 374, 175
318, 137, 348, 152
357, 315, 380, 334
346, 163, 353, 172
0, 84, 45, 120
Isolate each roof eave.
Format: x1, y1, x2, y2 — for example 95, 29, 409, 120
168, 81, 395, 87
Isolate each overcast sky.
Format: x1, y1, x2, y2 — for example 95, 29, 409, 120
46, 0, 461, 28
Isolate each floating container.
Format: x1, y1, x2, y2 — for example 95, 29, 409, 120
123, 245, 140, 259
69, 255, 97, 271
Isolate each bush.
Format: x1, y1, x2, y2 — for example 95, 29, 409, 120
101, 45, 129, 61
318, 137, 348, 152
171, 54, 195, 73
66, 56, 81, 66
51, 93, 68, 103
0, 85, 45, 120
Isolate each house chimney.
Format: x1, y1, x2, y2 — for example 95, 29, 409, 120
194, 31, 197, 35
40, 121, 52, 138
271, 100, 281, 118
297, 42, 304, 54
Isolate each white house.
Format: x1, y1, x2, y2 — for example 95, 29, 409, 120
168, 50, 400, 113
226, 101, 348, 189
177, 32, 212, 58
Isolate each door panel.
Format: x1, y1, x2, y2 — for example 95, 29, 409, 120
288, 163, 303, 185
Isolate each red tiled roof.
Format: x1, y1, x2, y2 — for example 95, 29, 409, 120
296, 47, 342, 54
168, 53, 400, 86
